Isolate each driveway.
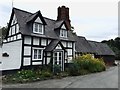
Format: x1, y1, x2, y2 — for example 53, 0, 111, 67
2, 66, 118, 88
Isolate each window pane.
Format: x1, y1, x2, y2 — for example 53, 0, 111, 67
39, 24, 42, 33
63, 30, 67, 37
35, 23, 38, 32
16, 24, 19, 33
60, 29, 67, 37
34, 49, 37, 59
12, 26, 15, 35
38, 50, 41, 59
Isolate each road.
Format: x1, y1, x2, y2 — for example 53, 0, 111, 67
2, 66, 118, 88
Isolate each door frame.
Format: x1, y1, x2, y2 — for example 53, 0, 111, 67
53, 50, 64, 71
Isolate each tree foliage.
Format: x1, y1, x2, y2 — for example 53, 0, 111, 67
0, 26, 8, 39
101, 37, 120, 60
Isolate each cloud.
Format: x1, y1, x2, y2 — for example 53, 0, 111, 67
0, 0, 118, 41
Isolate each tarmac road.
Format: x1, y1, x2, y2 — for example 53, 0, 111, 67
2, 66, 118, 88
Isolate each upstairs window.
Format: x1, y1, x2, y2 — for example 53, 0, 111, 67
33, 23, 43, 34
60, 29, 67, 38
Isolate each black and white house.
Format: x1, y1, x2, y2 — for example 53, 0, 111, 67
1, 6, 75, 71
1, 6, 115, 71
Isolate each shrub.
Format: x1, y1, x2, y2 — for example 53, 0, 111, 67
41, 71, 52, 78
17, 69, 35, 79
79, 69, 90, 75
53, 64, 61, 75
72, 54, 106, 73
67, 63, 80, 76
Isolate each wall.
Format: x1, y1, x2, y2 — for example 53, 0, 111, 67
23, 36, 48, 66
1, 40, 22, 70
95, 55, 115, 66
61, 41, 75, 63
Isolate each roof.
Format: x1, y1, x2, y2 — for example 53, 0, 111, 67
7, 8, 75, 41
44, 39, 66, 52
88, 41, 115, 56
73, 33, 95, 53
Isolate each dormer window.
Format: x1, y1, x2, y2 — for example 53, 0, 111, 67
60, 29, 67, 38
33, 23, 43, 34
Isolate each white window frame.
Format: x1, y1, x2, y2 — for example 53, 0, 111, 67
60, 29, 67, 38
33, 22, 44, 34
32, 48, 44, 60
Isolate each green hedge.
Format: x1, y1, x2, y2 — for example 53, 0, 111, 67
67, 54, 106, 75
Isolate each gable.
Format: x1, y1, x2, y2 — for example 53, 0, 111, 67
55, 44, 62, 49
8, 13, 20, 37
61, 24, 66, 29
5, 8, 75, 42
11, 14, 17, 25
34, 17, 43, 24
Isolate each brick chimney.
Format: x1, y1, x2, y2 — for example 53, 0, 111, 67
57, 6, 71, 30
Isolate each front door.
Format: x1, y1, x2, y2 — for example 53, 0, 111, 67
53, 51, 64, 71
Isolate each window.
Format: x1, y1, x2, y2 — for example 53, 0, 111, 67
53, 52, 62, 65
60, 29, 67, 38
12, 26, 15, 35
33, 23, 43, 34
33, 48, 43, 60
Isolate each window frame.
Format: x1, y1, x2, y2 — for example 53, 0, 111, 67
60, 28, 67, 38
33, 22, 44, 34
32, 48, 44, 61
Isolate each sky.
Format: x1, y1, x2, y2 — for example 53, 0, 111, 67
0, 0, 119, 42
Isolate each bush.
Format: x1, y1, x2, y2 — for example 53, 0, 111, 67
79, 69, 90, 75
41, 70, 52, 78
17, 69, 35, 79
53, 64, 61, 75
70, 54, 106, 75
67, 63, 80, 76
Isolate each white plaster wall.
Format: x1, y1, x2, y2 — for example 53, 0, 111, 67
11, 14, 17, 25
48, 40, 51, 45
23, 57, 31, 66
68, 57, 72, 63
32, 62, 42, 65
55, 44, 62, 49
67, 49, 72, 55
1, 40, 22, 70
47, 57, 51, 64
41, 38, 46, 46
68, 42, 72, 47
35, 17, 42, 23
24, 36, 31, 44
61, 24, 66, 29
24, 46, 31, 55
47, 52, 51, 56
33, 37, 39, 45
61, 41, 66, 47
17, 34, 22, 39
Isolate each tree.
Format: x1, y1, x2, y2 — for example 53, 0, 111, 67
101, 37, 120, 60
0, 26, 8, 39
0, 26, 8, 45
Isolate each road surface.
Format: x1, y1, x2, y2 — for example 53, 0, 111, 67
2, 66, 118, 88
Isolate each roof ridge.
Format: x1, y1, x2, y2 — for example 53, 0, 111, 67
13, 7, 57, 22
13, 7, 33, 14
78, 36, 85, 38
88, 40, 100, 43
44, 17, 56, 21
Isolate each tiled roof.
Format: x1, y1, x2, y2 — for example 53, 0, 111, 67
88, 41, 115, 55
12, 8, 75, 41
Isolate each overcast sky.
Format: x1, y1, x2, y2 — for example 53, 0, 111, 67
0, 0, 119, 41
